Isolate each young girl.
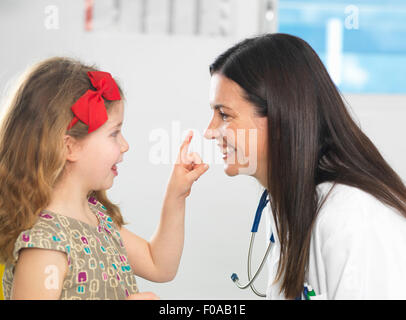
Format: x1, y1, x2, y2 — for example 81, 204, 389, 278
0, 57, 209, 300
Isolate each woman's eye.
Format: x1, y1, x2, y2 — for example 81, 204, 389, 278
219, 111, 229, 121
112, 130, 120, 137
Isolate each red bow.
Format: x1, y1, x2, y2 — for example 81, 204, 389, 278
67, 71, 121, 133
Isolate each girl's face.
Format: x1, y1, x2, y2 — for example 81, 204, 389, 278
204, 73, 268, 183
72, 101, 129, 191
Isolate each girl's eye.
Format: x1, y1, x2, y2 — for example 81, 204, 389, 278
111, 130, 120, 137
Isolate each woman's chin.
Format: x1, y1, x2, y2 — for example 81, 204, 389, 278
224, 160, 258, 177
223, 164, 240, 176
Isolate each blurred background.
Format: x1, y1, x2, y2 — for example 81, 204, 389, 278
0, 0, 405, 300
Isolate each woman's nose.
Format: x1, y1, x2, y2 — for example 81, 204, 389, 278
204, 119, 220, 140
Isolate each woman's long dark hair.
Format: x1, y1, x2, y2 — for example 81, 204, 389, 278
210, 33, 406, 299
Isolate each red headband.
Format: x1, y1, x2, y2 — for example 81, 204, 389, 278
67, 71, 121, 133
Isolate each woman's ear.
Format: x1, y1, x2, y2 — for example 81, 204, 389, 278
63, 135, 82, 162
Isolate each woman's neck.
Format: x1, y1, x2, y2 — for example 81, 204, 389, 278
253, 164, 268, 190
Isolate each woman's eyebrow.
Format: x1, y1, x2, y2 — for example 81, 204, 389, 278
211, 104, 232, 111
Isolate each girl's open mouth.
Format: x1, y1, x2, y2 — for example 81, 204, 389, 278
111, 164, 118, 176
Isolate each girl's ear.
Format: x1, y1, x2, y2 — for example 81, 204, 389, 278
63, 135, 82, 162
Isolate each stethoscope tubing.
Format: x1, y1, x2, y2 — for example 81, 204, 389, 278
231, 189, 273, 297
248, 233, 272, 297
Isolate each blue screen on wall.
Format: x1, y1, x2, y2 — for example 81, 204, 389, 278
278, 0, 406, 94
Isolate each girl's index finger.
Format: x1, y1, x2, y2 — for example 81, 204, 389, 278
178, 130, 193, 164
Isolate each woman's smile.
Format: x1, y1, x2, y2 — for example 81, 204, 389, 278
218, 143, 237, 160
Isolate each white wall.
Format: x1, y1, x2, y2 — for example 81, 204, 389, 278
1, 0, 405, 300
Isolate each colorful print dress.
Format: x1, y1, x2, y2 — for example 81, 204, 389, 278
2, 197, 139, 300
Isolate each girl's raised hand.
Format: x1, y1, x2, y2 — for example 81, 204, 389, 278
167, 130, 209, 199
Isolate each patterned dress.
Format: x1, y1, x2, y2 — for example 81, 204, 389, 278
2, 196, 139, 299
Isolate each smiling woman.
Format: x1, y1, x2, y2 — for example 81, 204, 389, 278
204, 33, 406, 299
205, 74, 268, 182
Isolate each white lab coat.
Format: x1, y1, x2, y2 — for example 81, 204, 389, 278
265, 181, 406, 299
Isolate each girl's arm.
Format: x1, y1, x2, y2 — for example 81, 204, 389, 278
121, 131, 209, 282
120, 192, 186, 282
11, 248, 68, 299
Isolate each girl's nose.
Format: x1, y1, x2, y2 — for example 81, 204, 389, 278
121, 135, 129, 153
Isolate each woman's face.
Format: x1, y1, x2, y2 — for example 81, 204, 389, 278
204, 73, 268, 185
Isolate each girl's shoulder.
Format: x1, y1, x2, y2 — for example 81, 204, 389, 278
87, 196, 123, 240
12, 211, 70, 264
87, 196, 107, 215
11, 196, 106, 264
87, 196, 117, 228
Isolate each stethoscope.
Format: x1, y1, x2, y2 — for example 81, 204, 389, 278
231, 189, 274, 297
230, 190, 317, 300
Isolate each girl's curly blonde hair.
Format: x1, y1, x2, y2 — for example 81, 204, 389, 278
0, 57, 126, 264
